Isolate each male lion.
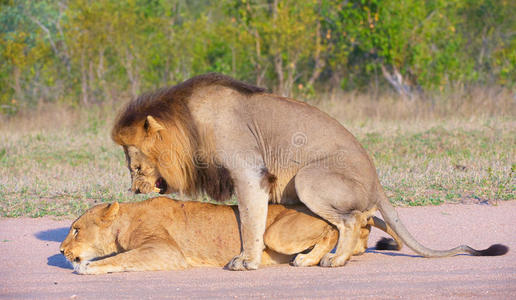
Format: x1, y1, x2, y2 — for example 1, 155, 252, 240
60, 197, 400, 274
112, 73, 507, 270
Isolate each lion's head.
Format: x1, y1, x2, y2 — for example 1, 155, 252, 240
123, 144, 168, 194
60, 203, 120, 271
111, 74, 241, 201
113, 113, 198, 196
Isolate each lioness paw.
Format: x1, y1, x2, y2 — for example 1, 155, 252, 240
319, 253, 349, 267
74, 262, 92, 275
228, 255, 259, 271
74, 261, 106, 275
291, 253, 318, 267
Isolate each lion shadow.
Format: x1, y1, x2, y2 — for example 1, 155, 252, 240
330, 244, 422, 258
47, 254, 73, 269
364, 248, 469, 258
34, 227, 73, 269
34, 227, 69, 242
365, 248, 421, 258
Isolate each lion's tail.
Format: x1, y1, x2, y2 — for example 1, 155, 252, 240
376, 192, 508, 257
368, 216, 403, 251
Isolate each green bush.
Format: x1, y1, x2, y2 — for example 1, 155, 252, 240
1, 0, 514, 112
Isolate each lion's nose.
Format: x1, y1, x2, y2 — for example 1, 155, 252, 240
134, 188, 141, 194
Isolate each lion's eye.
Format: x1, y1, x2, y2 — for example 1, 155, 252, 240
73, 228, 79, 237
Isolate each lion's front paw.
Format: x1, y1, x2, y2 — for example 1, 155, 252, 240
319, 253, 349, 267
133, 180, 155, 194
228, 255, 259, 271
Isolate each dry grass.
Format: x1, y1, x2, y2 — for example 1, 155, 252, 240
0, 89, 514, 217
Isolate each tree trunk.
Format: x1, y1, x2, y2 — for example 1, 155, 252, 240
307, 13, 325, 87
80, 53, 89, 105
123, 49, 140, 99
380, 64, 413, 100
231, 46, 236, 78
252, 29, 266, 86
271, 0, 286, 95
274, 54, 285, 96
97, 48, 112, 102
88, 60, 96, 103
285, 58, 300, 98
12, 65, 23, 101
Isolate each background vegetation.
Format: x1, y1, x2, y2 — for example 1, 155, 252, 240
1, 0, 515, 113
0, 0, 514, 217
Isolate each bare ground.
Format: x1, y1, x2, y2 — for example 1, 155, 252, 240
1, 201, 515, 299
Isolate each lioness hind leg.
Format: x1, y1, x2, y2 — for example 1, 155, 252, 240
264, 208, 333, 255
303, 220, 374, 264
264, 207, 338, 267
77, 241, 187, 274
261, 249, 293, 265
353, 224, 372, 256
292, 229, 338, 267
295, 166, 374, 267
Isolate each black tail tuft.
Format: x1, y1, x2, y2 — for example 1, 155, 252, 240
375, 237, 399, 251
478, 244, 509, 256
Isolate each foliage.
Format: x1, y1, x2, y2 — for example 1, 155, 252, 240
0, 0, 515, 113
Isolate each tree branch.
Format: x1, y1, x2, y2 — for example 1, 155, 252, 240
380, 64, 413, 100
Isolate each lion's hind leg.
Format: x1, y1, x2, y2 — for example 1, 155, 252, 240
319, 213, 363, 267
294, 165, 375, 267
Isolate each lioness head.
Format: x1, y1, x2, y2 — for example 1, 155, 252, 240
60, 203, 120, 270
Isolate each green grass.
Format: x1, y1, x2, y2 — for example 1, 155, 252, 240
0, 98, 514, 218
349, 119, 515, 207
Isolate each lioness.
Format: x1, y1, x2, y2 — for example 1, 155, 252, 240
112, 73, 507, 270
60, 197, 400, 274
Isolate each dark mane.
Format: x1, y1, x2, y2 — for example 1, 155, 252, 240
112, 73, 260, 202
113, 73, 266, 129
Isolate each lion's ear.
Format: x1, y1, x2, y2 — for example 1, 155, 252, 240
145, 115, 165, 135
102, 202, 120, 223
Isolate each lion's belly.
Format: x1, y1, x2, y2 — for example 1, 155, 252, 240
271, 175, 300, 205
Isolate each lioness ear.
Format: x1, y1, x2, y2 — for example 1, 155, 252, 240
102, 202, 120, 223
145, 115, 165, 135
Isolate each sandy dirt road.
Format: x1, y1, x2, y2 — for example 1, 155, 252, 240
1, 201, 515, 299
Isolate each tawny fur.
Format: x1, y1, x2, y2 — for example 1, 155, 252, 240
60, 197, 399, 274
112, 73, 507, 270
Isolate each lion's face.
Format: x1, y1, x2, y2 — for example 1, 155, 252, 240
124, 146, 169, 194
60, 203, 120, 271
114, 115, 197, 195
